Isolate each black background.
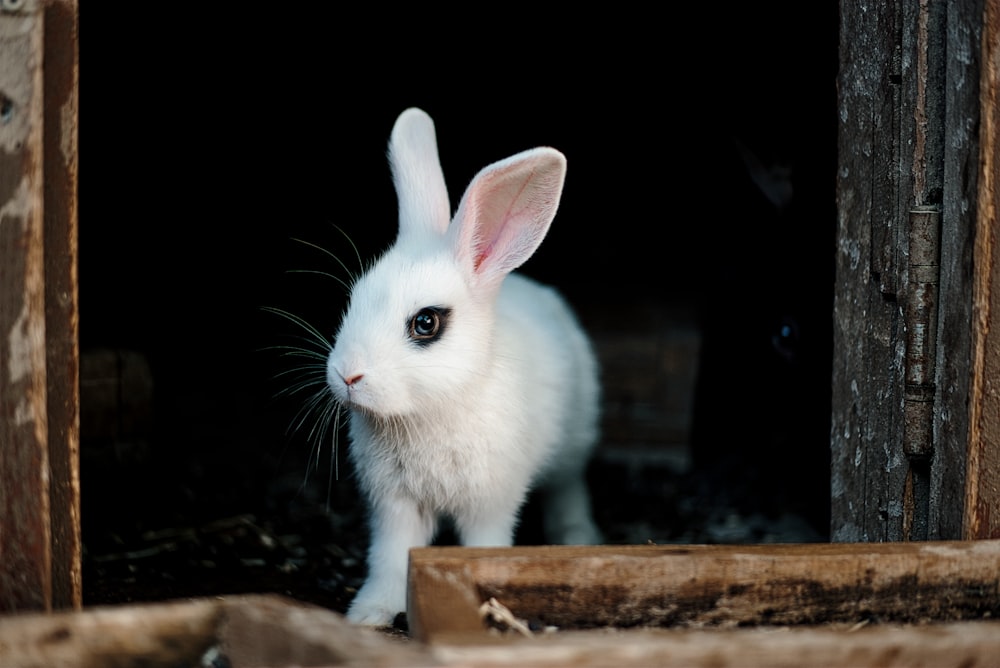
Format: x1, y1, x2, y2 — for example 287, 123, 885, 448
78, 3, 841, 586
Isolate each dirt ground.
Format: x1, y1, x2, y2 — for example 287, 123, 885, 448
81, 432, 826, 629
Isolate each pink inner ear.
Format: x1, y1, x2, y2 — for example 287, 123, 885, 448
470, 167, 552, 277
474, 250, 489, 272
472, 173, 535, 271
453, 147, 565, 284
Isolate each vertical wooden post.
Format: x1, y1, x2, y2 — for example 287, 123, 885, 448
43, 0, 80, 608
0, 0, 79, 611
833, 0, 985, 541
832, 0, 909, 543
965, 0, 1000, 540
0, 0, 50, 612
931, 0, 989, 541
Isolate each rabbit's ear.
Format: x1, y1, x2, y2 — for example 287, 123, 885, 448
389, 108, 452, 238
451, 147, 566, 288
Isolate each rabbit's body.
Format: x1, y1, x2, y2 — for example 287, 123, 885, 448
328, 109, 600, 626
347, 271, 599, 536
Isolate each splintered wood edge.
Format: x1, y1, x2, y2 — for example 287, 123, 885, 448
407, 541, 1000, 643
407, 550, 484, 642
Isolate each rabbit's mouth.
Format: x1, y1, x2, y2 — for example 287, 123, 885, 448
334, 383, 373, 413
334, 382, 409, 420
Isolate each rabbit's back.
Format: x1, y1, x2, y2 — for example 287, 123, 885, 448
496, 273, 601, 481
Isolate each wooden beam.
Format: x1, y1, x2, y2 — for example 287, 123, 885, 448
409, 543, 1000, 642
0, 595, 435, 667
965, 0, 1000, 540
0, 0, 50, 613
833, 0, 987, 542
0, 0, 80, 612
431, 622, 1000, 668
1, 593, 998, 668
926, 0, 985, 540
42, 0, 81, 611
831, 0, 909, 542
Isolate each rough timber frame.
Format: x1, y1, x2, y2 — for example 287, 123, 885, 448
0, 0, 80, 612
831, 0, 999, 541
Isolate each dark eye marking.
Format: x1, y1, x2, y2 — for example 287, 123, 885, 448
407, 306, 450, 346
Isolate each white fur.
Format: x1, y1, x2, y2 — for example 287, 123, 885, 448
328, 108, 601, 626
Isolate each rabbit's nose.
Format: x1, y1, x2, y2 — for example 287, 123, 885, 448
344, 373, 364, 386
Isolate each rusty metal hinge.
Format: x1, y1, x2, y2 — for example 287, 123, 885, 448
902, 205, 941, 540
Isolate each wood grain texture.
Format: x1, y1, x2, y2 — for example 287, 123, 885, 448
3, 593, 997, 668
965, 0, 1000, 540
934, 0, 986, 541
833, 0, 986, 541
832, 0, 908, 542
42, 0, 81, 611
428, 622, 1000, 668
409, 542, 1000, 641
0, 595, 435, 668
0, 3, 51, 612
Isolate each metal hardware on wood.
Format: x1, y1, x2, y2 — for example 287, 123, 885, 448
903, 206, 942, 457
903, 206, 942, 540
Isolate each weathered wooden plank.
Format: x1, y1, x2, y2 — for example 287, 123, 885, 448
428, 622, 1000, 668
833, 0, 987, 542
409, 543, 1000, 642
0, 0, 51, 613
965, 0, 1000, 540
42, 0, 81, 611
1, 593, 998, 668
0, 595, 436, 668
832, 0, 908, 542
931, 0, 985, 541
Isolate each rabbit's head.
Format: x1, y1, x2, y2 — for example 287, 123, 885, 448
326, 108, 566, 419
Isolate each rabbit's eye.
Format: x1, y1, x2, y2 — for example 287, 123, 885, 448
408, 307, 449, 345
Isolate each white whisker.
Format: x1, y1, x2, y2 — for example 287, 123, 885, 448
286, 268, 352, 294
292, 234, 362, 292
261, 229, 361, 504
327, 222, 364, 276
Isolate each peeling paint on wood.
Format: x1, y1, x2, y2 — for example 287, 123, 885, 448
0, 3, 50, 612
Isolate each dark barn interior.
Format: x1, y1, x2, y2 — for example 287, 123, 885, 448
78, 5, 840, 614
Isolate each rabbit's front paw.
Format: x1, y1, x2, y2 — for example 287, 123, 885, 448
346, 602, 398, 627
346, 583, 404, 627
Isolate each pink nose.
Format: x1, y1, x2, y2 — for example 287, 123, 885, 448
344, 374, 364, 386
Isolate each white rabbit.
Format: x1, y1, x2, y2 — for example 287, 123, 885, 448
328, 108, 601, 626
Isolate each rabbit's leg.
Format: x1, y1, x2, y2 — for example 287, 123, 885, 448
347, 495, 435, 625
542, 471, 602, 545
454, 501, 520, 547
